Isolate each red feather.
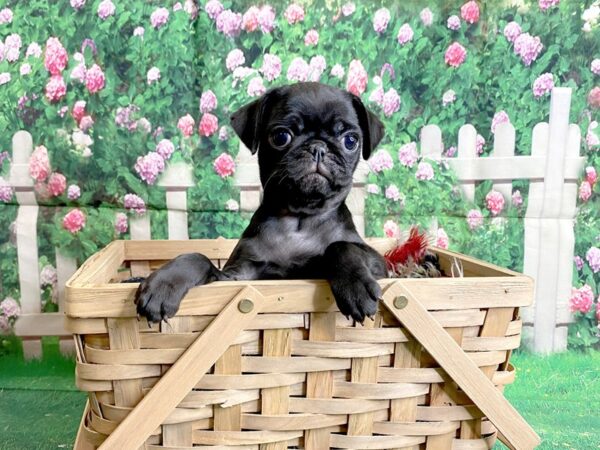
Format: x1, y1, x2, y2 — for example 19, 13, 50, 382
384, 226, 429, 271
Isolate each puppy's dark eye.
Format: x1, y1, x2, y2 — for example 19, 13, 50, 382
270, 130, 292, 148
342, 134, 359, 152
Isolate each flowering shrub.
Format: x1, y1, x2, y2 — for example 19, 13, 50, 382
0, 1, 598, 347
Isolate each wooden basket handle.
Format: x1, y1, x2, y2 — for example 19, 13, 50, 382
380, 281, 540, 450
99, 285, 266, 450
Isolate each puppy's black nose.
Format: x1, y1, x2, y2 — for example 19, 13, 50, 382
309, 141, 327, 163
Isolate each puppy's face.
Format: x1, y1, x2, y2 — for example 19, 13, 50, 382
231, 82, 384, 210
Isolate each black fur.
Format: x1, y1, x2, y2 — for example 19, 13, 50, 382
135, 82, 386, 323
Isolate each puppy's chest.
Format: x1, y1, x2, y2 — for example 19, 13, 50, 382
261, 217, 339, 264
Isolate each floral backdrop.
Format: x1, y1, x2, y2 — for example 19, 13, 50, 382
0, 0, 599, 348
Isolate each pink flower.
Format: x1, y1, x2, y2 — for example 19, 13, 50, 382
369, 86, 384, 107
460, 1, 480, 24
331, 64, 345, 79
1, 297, 20, 318
445, 42, 467, 67
569, 285, 594, 313
491, 110, 511, 133
0, 8, 13, 24
178, 114, 195, 137
199, 113, 218, 137
445, 146, 457, 157
226, 49, 245, 72
305, 29, 319, 46
45, 75, 67, 102
62, 209, 86, 233
383, 220, 400, 238
5, 33, 21, 50
592, 59, 600, 75
309, 56, 326, 81
574, 256, 584, 270
0, 73, 10, 85
67, 184, 81, 200
29, 146, 50, 182
533, 73, 554, 98
48, 173, 67, 196
70, 63, 87, 83
420, 8, 433, 26
26, 42, 42, 58
173, 2, 183, 11
97, 0, 115, 20
44, 37, 68, 75
513, 33, 543, 66
258, 6, 275, 33
0, 177, 13, 203
200, 90, 217, 113
72, 100, 86, 122
373, 8, 391, 34
486, 190, 505, 216
205, 0, 223, 20
0, 315, 10, 334
151, 7, 169, 29
476, 134, 485, 155
40, 265, 57, 286
114, 212, 128, 234
587, 121, 600, 148
135, 152, 165, 185
260, 54, 281, 81
539, 0, 560, 11
512, 190, 523, 207
58, 106, 69, 118
442, 89, 456, 106
146, 67, 161, 85
225, 199, 239, 211
247, 77, 266, 97
587, 247, 600, 272
447, 15, 461, 30
346, 59, 368, 96
216, 10, 242, 37
397, 23, 414, 45
284, 4, 304, 24
242, 6, 259, 32
156, 139, 175, 160
416, 162, 434, 181
366, 184, 380, 194
467, 209, 483, 230
369, 149, 393, 173
385, 184, 401, 201
586, 166, 598, 185
20, 63, 31, 76
124, 193, 146, 215
398, 142, 418, 168
219, 126, 229, 141
133, 27, 145, 37
503, 21, 522, 43
137, 118, 151, 134
79, 115, 94, 132
589, 87, 600, 109
579, 180, 592, 201
436, 228, 449, 249
85, 64, 105, 94
342, 3, 356, 16
287, 57, 310, 82
213, 153, 235, 178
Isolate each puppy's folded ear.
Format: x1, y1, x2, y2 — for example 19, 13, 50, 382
350, 94, 385, 160
231, 91, 275, 154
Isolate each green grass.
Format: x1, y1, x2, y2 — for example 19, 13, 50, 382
0, 339, 599, 449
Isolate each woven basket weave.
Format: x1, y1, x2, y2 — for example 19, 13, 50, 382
66, 238, 539, 450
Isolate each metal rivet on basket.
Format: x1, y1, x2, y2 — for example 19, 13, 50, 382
238, 298, 254, 313
393, 295, 408, 309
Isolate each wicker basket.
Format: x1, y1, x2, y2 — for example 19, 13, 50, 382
66, 238, 540, 450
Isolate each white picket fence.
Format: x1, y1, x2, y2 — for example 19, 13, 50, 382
6, 88, 583, 357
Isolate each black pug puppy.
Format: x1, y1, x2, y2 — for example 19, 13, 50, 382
135, 82, 387, 323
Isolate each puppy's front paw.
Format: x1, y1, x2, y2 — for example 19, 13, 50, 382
134, 270, 189, 323
329, 272, 382, 323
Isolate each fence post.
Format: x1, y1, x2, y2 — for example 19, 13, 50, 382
491, 122, 516, 199
9, 131, 42, 359
129, 211, 152, 277
457, 124, 478, 203
55, 249, 77, 354
531, 87, 572, 353
348, 160, 369, 237
158, 162, 194, 240
235, 142, 261, 213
